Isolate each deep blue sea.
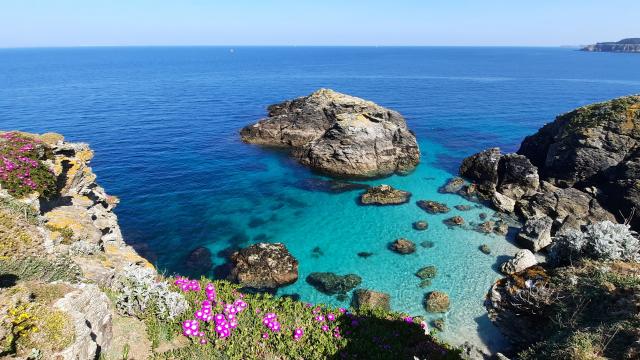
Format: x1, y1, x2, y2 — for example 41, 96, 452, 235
2, 47, 639, 351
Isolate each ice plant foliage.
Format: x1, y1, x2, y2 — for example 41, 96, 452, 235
0, 132, 56, 198
163, 278, 456, 359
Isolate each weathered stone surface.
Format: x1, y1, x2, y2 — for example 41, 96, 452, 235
500, 250, 538, 275
352, 289, 391, 311
517, 217, 553, 252
359, 184, 411, 205
228, 243, 299, 290
240, 89, 420, 178
492, 192, 516, 213
54, 284, 112, 360
389, 238, 416, 254
424, 291, 450, 313
306, 272, 362, 295
416, 200, 450, 214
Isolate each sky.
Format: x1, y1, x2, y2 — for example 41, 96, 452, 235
1, 0, 639, 48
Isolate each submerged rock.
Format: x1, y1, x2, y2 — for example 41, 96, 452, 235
357, 252, 374, 258
479, 244, 491, 254
454, 205, 472, 211
420, 241, 435, 249
413, 220, 429, 231
416, 266, 437, 280
424, 291, 450, 313
500, 250, 538, 275
359, 184, 411, 205
352, 289, 391, 311
389, 238, 416, 254
228, 243, 299, 290
306, 272, 362, 295
240, 89, 420, 178
416, 200, 450, 214
295, 178, 370, 193
184, 246, 213, 272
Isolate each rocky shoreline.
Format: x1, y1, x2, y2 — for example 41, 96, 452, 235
582, 38, 640, 53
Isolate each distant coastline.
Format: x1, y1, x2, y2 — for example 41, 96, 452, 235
582, 38, 640, 53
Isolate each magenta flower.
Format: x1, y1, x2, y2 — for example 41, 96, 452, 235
327, 313, 335, 322
321, 325, 329, 332
293, 327, 304, 341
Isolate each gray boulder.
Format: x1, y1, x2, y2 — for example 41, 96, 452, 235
352, 289, 391, 311
517, 217, 553, 252
306, 272, 362, 295
500, 250, 538, 275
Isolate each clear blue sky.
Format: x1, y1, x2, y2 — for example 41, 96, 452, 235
2, 0, 639, 47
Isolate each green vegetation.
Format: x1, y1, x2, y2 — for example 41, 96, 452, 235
145, 279, 461, 360
518, 260, 640, 360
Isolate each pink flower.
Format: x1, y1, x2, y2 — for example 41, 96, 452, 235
321, 325, 329, 332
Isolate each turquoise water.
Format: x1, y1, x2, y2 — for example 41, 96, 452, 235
2, 46, 640, 351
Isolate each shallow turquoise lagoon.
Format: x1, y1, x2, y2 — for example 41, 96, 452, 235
2, 46, 640, 351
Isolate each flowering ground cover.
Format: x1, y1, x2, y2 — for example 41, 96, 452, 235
0, 132, 56, 199
148, 278, 461, 360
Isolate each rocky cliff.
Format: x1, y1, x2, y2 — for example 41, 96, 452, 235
582, 38, 640, 53
240, 89, 420, 178
458, 95, 640, 251
0, 132, 158, 359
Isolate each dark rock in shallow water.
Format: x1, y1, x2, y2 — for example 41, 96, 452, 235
479, 213, 487, 220
352, 289, 391, 311
185, 246, 213, 272
443, 216, 464, 227
389, 238, 416, 254
424, 291, 450, 313
479, 244, 491, 255
459, 147, 502, 196
454, 205, 472, 211
311, 246, 324, 258
335, 294, 349, 302
413, 220, 429, 231
306, 272, 362, 295
420, 241, 435, 249
357, 252, 374, 258
416, 200, 450, 214
419, 279, 432, 288
240, 88, 420, 178
359, 184, 411, 205
295, 178, 370, 193
228, 243, 299, 290
439, 177, 466, 194
248, 217, 267, 228
416, 266, 437, 280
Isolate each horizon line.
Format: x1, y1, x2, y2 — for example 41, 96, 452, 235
0, 44, 583, 50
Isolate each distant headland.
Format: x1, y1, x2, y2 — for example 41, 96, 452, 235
581, 38, 640, 53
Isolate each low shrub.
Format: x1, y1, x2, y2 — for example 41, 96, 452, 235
0, 132, 57, 199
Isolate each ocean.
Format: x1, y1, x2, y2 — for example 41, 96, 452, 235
2, 46, 639, 351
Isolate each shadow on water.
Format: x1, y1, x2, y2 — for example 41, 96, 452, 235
492, 255, 511, 273
474, 314, 514, 356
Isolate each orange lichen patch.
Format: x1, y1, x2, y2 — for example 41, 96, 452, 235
76, 149, 94, 162
104, 243, 155, 270
509, 265, 549, 290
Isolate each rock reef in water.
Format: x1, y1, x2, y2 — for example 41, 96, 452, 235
581, 38, 640, 53
227, 242, 299, 290
306, 272, 362, 295
359, 184, 411, 205
240, 89, 420, 178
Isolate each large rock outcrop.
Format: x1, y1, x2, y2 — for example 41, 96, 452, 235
459, 96, 640, 243
582, 38, 640, 53
228, 243, 299, 290
240, 89, 420, 178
